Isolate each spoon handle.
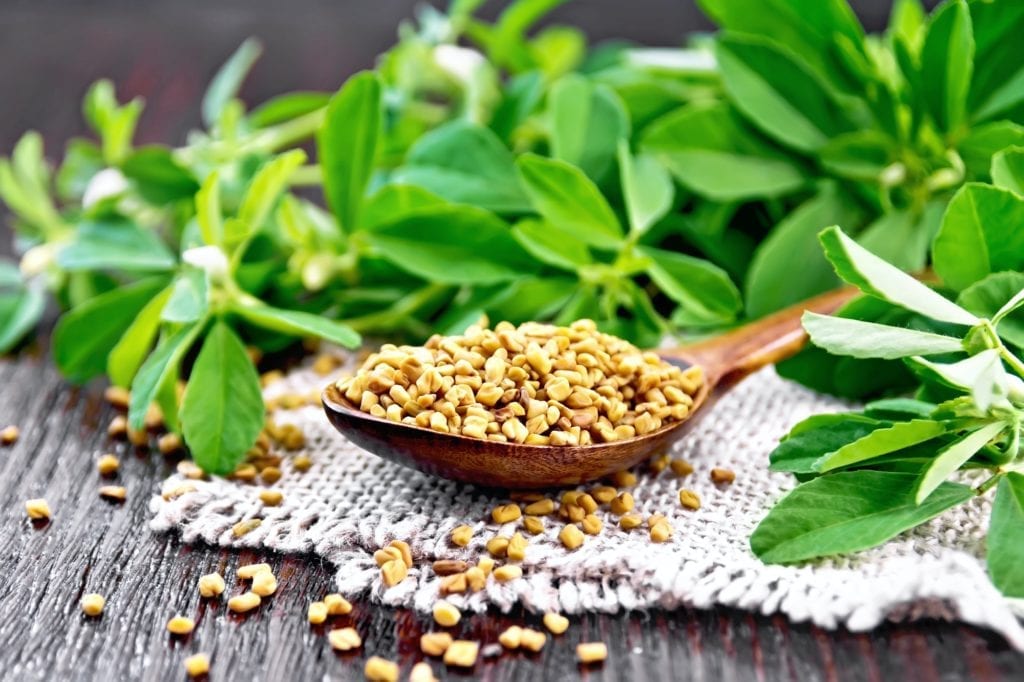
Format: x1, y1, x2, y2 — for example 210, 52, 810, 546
665, 286, 859, 387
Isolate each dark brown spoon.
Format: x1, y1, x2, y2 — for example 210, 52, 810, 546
322, 287, 856, 489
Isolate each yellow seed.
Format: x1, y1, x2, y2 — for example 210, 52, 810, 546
523, 515, 545, 535
591, 486, 617, 504
679, 489, 701, 510
409, 661, 437, 682
388, 540, 413, 568
543, 612, 570, 635
499, 625, 523, 649
232, 519, 262, 537
80, 593, 105, 616
381, 559, 408, 587
308, 601, 328, 624
670, 458, 694, 476
364, 656, 399, 681
619, 513, 643, 530
99, 485, 127, 501
647, 514, 667, 528
127, 426, 149, 447
649, 452, 670, 473
374, 546, 404, 567
184, 653, 210, 678
440, 573, 467, 595
258, 489, 283, 506
523, 498, 556, 516
177, 460, 204, 479
491, 503, 522, 524
477, 556, 495, 576
260, 466, 282, 484
650, 521, 672, 543
559, 524, 584, 550
162, 483, 197, 501
157, 433, 182, 455
711, 467, 736, 484
610, 470, 636, 488
610, 492, 634, 515
0, 425, 19, 445
486, 536, 509, 558
292, 454, 313, 472
96, 454, 120, 475
577, 642, 608, 663
198, 573, 226, 598
167, 615, 195, 635
228, 591, 262, 613
519, 628, 547, 652
581, 514, 602, 535
252, 570, 277, 597
507, 532, 528, 561
107, 415, 128, 438
576, 493, 598, 513
232, 463, 258, 481
443, 640, 479, 668
25, 498, 51, 520
104, 386, 131, 409
561, 490, 581, 506
433, 600, 461, 627
420, 631, 454, 656
564, 504, 585, 523
493, 565, 523, 583
312, 353, 340, 375
237, 563, 272, 579
450, 524, 473, 547
465, 566, 486, 592
328, 626, 362, 651
324, 593, 353, 616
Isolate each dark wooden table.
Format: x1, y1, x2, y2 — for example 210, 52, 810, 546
1, 1, 1018, 680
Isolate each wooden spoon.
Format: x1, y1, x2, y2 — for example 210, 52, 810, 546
322, 287, 856, 489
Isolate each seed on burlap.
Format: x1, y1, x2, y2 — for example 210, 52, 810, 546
433, 600, 461, 627
650, 521, 672, 543
523, 498, 555, 516
576, 493, 598, 513
451, 525, 473, 547
232, 519, 262, 537
292, 454, 312, 472
679, 489, 701, 510
477, 556, 495, 576
523, 515, 545, 535
619, 513, 643, 530
493, 565, 523, 583
381, 559, 408, 587
610, 492, 634, 515
581, 514, 602, 535
388, 540, 413, 568
610, 470, 636, 488
670, 458, 694, 476
506, 532, 528, 561
491, 503, 522, 524
590, 486, 617, 504
710, 467, 736, 484
258, 489, 283, 506
465, 566, 486, 591
559, 524, 584, 550
440, 573, 467, 595
432, 559, 468, 576
486, 536, 509, 558
374, 547, 403, 567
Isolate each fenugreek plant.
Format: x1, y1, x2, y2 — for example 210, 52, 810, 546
752, 226, 1024, 597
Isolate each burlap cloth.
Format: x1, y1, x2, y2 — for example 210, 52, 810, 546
149, 358, 1024, 648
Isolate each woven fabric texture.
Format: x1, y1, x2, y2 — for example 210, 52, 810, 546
149, 360, 1024, 649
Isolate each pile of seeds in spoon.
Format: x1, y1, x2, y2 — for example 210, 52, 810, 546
336, 319, 704, 445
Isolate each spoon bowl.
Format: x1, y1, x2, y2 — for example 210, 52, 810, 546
322, 287, 856, 488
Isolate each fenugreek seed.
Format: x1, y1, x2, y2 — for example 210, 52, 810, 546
679, 489, 701, 510
324, 593, 353, 615
261, 466, 282, 484
388, 540, 413, 568
450, 524, 473, 547
619, 513, 643, 529
292, 454, 312, 472
99, 485, 127, 501
308, 601, 328, 624
559, 524, 584, 550
228, 591, 262, 613
420, 631, 454, 656
128, 426, 149, 448
649, 453, 670, 473
610, 470, 636, 488
25, 498, 51, 520
107, 416, 128, 438
486, 536, 509, 558
198, 573, 226, 598
576, 493, 598, 513
564, 504, 585, 523
433, 600, 461, 627
443, 640, 479, 668
650, 522, 672, 543
167, 615, 195, 635
328, 627, 362, 651
381, 559, 408, 587
237, 563, 272, 579
162, 483, 197, 500
591, 486, 617, 504
157, 433, 182, 455
670, 458, 694, 476
581, 514, 602, 535
507, 532, 528, 561
233, 519, 262, 537
711, 467, 736, 484
543, 612, 570, 634
523, 498, 556, 516
561, 490, 581, 506
477, 556, 495, 576
252, 570, 277, 597
184, 653, 210, 678
177, 460, 204, 479
493, 565, 523, 583
499, 625, 523, 649
440, 573, 467, 595
519, 628, 547, 652
465, 566, 486, 592
523, 515, 545, 535
409, 661, 437, 682
610, 492, 634, 515
433, 559, 468, 576
80, 593, 105, 616
312, 353, 340, 375
232, 463, 258, 481
104, 386, 131, 409
576, 642, 608, 663
364, 656, 399, 681
647, 514, 667, 528
374, 547, 404, 567
491, 503, 522, 524
258, 489, 283, 506
96, 454, 119, 475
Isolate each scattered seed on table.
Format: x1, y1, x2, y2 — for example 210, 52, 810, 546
619, 513, 643, 530
374, 547, 403, 567
107, 416, 127, 439
80, 593, 105, 616
576, 642, 608, 663
499, 625, 523, 649
493, 565, 523, 583
564, 504, 585, 523
364, 656, 398, 681
491, 503, 522, 524
591, 486, 617, 504
162, 483, 197, 501
432, 559, 468, 576
670, 458, 694, 476
524, 499, 555, 516
610, 492, 634, 515
99, 485, 127, 502
507, 532, 528, 561
576, 493, 598, 514
324, 593, 352, 615
157, 433, 182, 455
559, 524, 584, 550
650, 521, 672, 543
433, 600, 461, 627
465, 566, 486, 591
649, 453, 670, 473
519, 628, 547, 652
292, 454, 312, 472
184, 653, 210, 678
523, 515, 545, 535
104, 386, 130, 409
127, 426, 148, 448
25, 498, 51, 520
312, 353, 340, 376
167, 615, 195, 635
261, 466, 282, 484
328, 627, 362, 651
232, 464, 258, 481
543, 612, 569, 634
420, 631, 453, 656
228, 591, 261, 613
611, 471, 636, 488
177, 461, 204, 480
710, 467, 736, 484
440, 573, 467, 595
450, 525, 473, 547
477, 556, 495, 575
581, 514, 602, 535
486, 536, 509, 558
381, 559, 408, 587
647, 514, 667, 528
232, 519, 262, 537
388, 540, 413, 568
679, 489, 701, 510
237, 563, 272, 579
252, 571, 277, 596
308, 601, 328, 624
96, 454, 119, 475
198, 573, 226, 598
409, 661, 438, 682
258, 489, 283, 506
443, 640, 479, 668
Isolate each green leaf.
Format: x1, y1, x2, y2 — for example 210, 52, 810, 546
484, 276, 577, 324
957, 121, 1024, 180
966, 1, 1024, 122
52, 277, 167, 383
248, 91, 329, 128
128, 321, 203, 431
803, 311, 965, 359
864, 398, 936, 421
195, 172, 224, 247
957, 272, 1024, 348
617, 140, 673, 235
990, 146, 1024, 195
107, 285, 172, 387
120, 146, 199, 205
361, 185, 448, 231
56, 139, 104, 202
819, 130, 893, 181
857, 206, 937, 273
640, 246, 742, 325
932, 183, 1024, 291
161, 269, 209, 323
751, 470, 973, 564
511, 219, 591, 272
516, 154, 623, 249
915, 421, 1006, 504
919, 0, 973, 132
814, 419, 947, 472
769, 418, 888, 474
202, 38, 263, 128
58, 219, 177, 272
233, 303, 360, 349
640, 101, 806, 201
318, 71, 381, 232
548, 74, 630, 181
237, 149, 307, 237
988, 472, 1024, 597
908, 349, 1012, 412
180, 321, 264, 475
821, 226, 978, 325
0, 279, 45, 354
392, 121, 530, 213
364, 206, 539, 285
715, 33, 851, 152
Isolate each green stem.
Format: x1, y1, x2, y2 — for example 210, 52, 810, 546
343, 283, 450, 334
243, 107, 326, 154
288, 164, 323, 187
975, 471, 1004, 496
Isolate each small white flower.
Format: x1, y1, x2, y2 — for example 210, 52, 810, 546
433, 44, 486, 84
183, 245, 229, 283
82, 168, 129, 208
19, 243, 56, 276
